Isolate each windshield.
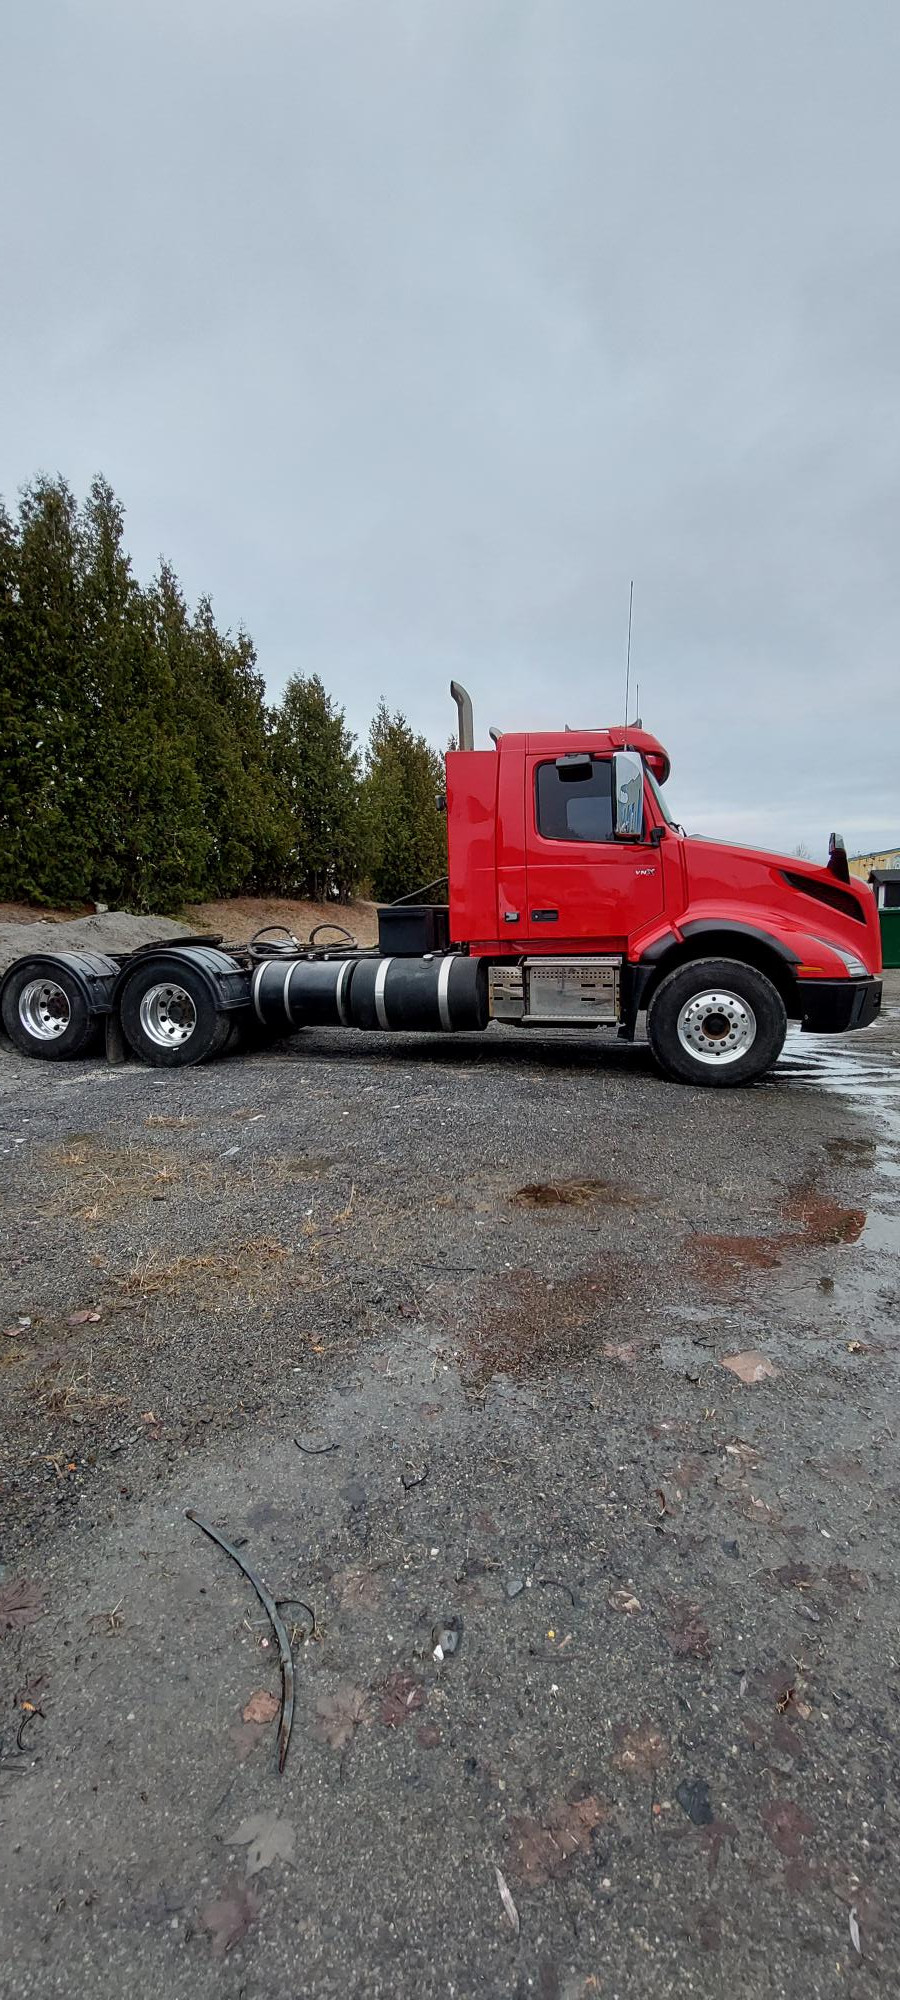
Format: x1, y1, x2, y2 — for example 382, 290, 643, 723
645, 764, 678, 827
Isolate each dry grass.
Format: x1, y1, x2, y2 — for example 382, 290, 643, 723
33, 1347, 128, 1418
144, 1114, 199, 1131
512, 1179, 646, 1210
0, 900, 94, 925
38, 1137, 217, 1221
36, 1132, 342, 1226
110, 1235, 293, 1307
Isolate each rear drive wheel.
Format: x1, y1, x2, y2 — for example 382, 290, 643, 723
646, 958, 787, 1087
119, 962, 232, 1067
1, 964, 101, 1059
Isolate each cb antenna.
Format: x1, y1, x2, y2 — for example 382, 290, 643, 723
623, 579, 634, 726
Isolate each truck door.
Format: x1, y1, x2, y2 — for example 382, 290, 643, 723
524, 752, 665, 949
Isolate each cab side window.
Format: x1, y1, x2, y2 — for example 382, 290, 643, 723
535, 758, 614, 842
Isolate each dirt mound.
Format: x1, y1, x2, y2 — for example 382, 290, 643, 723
0, 896, 379, 977
182, 896, 379, 949
0, 909, 190, 976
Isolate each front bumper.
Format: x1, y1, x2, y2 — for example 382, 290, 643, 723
798, 977, 882, 1034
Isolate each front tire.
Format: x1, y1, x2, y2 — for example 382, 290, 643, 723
646, 958, 787, 1087
119, 962, 232, 1067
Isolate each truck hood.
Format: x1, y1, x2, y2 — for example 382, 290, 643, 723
678, 832, 880, 970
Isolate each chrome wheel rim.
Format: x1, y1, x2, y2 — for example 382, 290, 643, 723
138, 982, 197, 1049
18, 978, 71, 1041
676, 989, 757, 1066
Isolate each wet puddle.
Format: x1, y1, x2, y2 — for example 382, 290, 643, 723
778, 1009, 900, 1149
774, 1009, 900, 1344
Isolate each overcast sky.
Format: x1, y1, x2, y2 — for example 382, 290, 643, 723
2, 0, 899, 858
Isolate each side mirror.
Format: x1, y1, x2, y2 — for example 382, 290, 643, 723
613, 750, 645, 839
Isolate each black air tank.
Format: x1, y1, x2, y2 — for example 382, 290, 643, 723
349, 954, 488, 1032
250, 956, 357, 1031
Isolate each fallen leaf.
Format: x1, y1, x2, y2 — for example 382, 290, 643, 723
314, 1683, 369, 1750
773, 1563, 817, 1590
611, 1722, 669, 1777
417, 1724, 442, 1748
229, 1810, 295, 1876
229, 1723, 264, 1763
761, 1799, 815, 1857
720, 1351, 779, 1385
607, 1587, 641, 1615
664, 1598, 712, 1660
68, 1309, 102, 1325
494, 1864, 519, 1935
509, 1796, 606, 1887
740, 1492, 780, 1527
602, 1341, 637, 1365
724, 1439, 760, 1466
334, 1565, 383, 1611
17, 1674, 49, 1710
827, 1564, 868, 1595
199, 1881, 259, 1956
849, 1905, 861, 1955
242, 1689, 279, 1725
379, 1669, 425, 1727
676, 1777, 714, 1825
0, 1580, 44, 1636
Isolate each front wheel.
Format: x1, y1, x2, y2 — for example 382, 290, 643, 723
646, 958, 787, 1087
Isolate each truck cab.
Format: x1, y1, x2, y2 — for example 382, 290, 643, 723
445, 695, 882, 1084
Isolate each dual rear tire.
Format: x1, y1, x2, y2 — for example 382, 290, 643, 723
118, 962, 233, 1067
1, 964, 102, 1060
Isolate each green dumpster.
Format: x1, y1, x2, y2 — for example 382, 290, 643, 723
880, 909, 900, 969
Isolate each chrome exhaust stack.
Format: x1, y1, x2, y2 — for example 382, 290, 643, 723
450, 680, 474, 752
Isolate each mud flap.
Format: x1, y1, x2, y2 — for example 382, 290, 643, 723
105, 1009, 129, 1066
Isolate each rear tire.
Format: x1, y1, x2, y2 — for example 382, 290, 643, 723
119, 962, 232, 1067
646, 957, 787, 1087
1, 964, 101, 1060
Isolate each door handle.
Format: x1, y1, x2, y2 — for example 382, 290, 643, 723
530, 909, 559, 922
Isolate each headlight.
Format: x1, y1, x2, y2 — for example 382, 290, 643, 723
811, 938, 868, 978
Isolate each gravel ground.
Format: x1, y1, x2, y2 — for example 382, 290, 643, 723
1, 980, 899, 1998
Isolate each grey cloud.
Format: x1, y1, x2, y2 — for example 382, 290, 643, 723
2, 0, 898, 857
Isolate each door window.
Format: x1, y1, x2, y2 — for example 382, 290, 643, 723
535, 758, 614, 843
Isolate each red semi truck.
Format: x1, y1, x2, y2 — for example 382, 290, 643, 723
0, 683, 883, 1087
